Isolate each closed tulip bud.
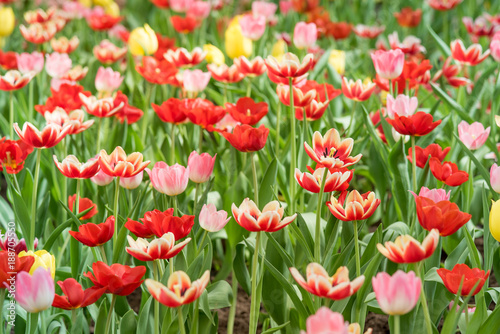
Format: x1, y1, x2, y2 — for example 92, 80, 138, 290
225, 20, 252, 59
19, 250, 56, 278
203, 44, 225, 65
328, 50, 346, 75
188, 151, 216, 183
0, 7, 15, 37
146, 162, 189, 196
372, 270, 421, 315
104, 1, 120, 17
491, 164, 500, 194
15, 268, 55, 313
128, 24, 158, 56
199, 204, 230, 232
490, 199, 500, 242
293, 22, 317, 49
119, 170, 143, 189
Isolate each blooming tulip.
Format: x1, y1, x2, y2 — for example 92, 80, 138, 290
0, 138, 33, 174
51, 36, 79, 54
16, 52, 44, 75
188, 1, 210, 19
437, 264, 489, 296
239, 14, 266, 41
386, 111, 442, 137
377, 229, 439, 263
370, 49, 404, 80
394, 7, 422, 27
353, 24, 385, 39
182, 99, 224, 128
126, 232, 190, 261
128, 24, 158, 56
293, 22, 317, 49
429, 158, 469, 187
407, 143, 450, 168
458, 121, 490, 150
386, 94, 418, 118
146, 162, 189, 196
451, 39, 490, 66
69, 216, 114, 247
225, 97, 268, 125
79, 94, 122, 118
84, 262, 146, 296
95, 66, 123, 94
91, 168, 114, 186
119, 170, 143, 189
301, 307, 349, 334
208, 64, 245, 83
93, 39, 127, 64
266, 53, 314, 81
52, 278, 106, 310
125, 209, 194, 239
277, 84, 316, 107
416, 196, 471, 236
14, 122, 70, 149
45, 53, 72, 78
68, 194, 98, 220
0, 251, 34, 287
20, 22, 57, 44
171, 15, 199, 34
169, 0, 192, 12
199, 204, 231, 232
0, 71, 33, 91
53, 155, 100, 179
145, 270, 210, 307
372, 270, 421, 315
252, 1, 277, 21
295, 167, 352, 193
182, 69, 211, 93
326, 190, 380, 221
18, 250, 56, 278
188, 151, 216, 183
341, 77, 376, 102
290, 263, 365, 301
232, 198, 297, 232
164, 47, 206, 68
222, 124, 269, 152
15, 268, 55, 313
411, 187, 450, 202
233, 56, 266, 77
99, 146, 150, 178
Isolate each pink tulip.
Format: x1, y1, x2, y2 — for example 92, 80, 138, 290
386, 94, 418, 118
491, 164, 500, 193
120, 170, 144, 189
372, 270, 421, 315
45, 53, 72, 78
371, 49, 405, 80
169, 0, 193, 12
279, 1, 293, 15
239, 14, 266, 41
293, 22, 317, 49
187, 1, 211, 19
411, 187, 451, 202
90, 157, 114, 186
95, 67, 123, 94
300, 307, 349, 334
182, 69, 211, 93
458, 121, 490, 150
252, 1, 277, 21
146, 162, 189, 196
15, 267, 55, 313
188, 151, 216, 183
491, 40, 500, 62
199, 204, 231, 232
16, 52, 44, 75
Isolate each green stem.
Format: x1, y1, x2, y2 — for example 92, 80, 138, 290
178, 307, 186, 334
275, 103, 281, 158
170, 124, 176, 165
251, 152, 259, 207
191, 298, 200, 334
113, 177, 120, 244
198, 128, 203, 152
141, 84, 154, 144
99, 245, 108, 264
223, 84, 227, 104
29, 149, 41, 250
416, 262, 433, 334
0, 290, 5, 334
411, 136, 417, 192
70, 179, 81, 278
314, 168, 329, 262
28, 81, 34, 122
104, 295, 117, 334
153, 260, 160, 334
197, 230, 208, 256
173, 195, 177, 216
289, 77, 296, 215
71, 309, 77, 329
394, 315, 400, 334
96, 118, 103, 151
249, 232, 261, 334
466, 159, 473, 213
9, 92, 13, 139
353, 221, 361, 278
246, 79, 252, 97
227, 271, 238, 334
345, 101, 357, 136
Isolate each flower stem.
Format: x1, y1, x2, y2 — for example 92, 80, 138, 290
289, 78, 296, 214
191, 298, 200, 334
153, 260, 160, 334
315, 168, 329, 262
353, 220, 361, 278
411, 136, 417, 192
416, 262, 433, 334
9, 92, 13, 139
170, 124, 176, 165
113, 177, 120, 244
70, 179, 81, 277
99, 245, 108, 264
394, 315, 400, 334
29, 149, 42, 251
96, 118, 103, 151
246, 79, 252, 97
71, 309, 77, 328
196, 230, 208, 257
227, 271, 238, 334
28, 81, 34, 122
104, 295, 117, 334
0, 290, 5, 334
345, 101, 357, 136
275, 103, 281, 158
141, 84, 154, 144
249, 231, 261, 334
178, 307, 186, 334
251, 152, 259, 207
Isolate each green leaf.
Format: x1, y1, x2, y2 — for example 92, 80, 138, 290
94, 299, 108, 334
233, 243, 251, 295
427, 25, 451, 57
259, 158, 278, 207
478, 306, 500, 333
207, 281, 233, 309
430, 83, 472, 122
137, 295, 153, 334
261, 321, 290, 334
119, 309, 137, 334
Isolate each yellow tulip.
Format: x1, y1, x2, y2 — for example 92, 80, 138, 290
271, 39, 287, 62
18, 250, 56, 278
328, 50, 346, 75
380, 90, 388, 105
490, 199, 500, 242
225, 18, 252, 59
128, 24, 158, 56
78, 0, 92, 8
0, 6, 15, 37
204, 44, 225, 65
93, 0, 114, 7
104, 1, 120, 17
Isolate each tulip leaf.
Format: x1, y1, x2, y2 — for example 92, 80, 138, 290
94, 299, 109, 334
207, 280, 233, 309
483, 188, 498, 272
233, 243, 251, 295
310, 48, 332, 81
119, 309, 137, 334
258, 158, 278, 207
430, 83, 472, 122
478, 304, 500, 333
137, 295, 154, 334
465, 63, 497, 115
261, 321, 290, 334
427, 25, 451, 57
42, 218, 72, 252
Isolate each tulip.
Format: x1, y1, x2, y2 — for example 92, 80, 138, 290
407, 143, 450, 168
0, 7, 15, 37
450, 39, 490, 66
51, 36, 80, 54
128, 24, 158, 56
52, 278, 106, 310
458, 121, 490, 150
53, 155, 100, 179
225, 21, 253, 59
15, 268, 55, 313
388, 32, 426, 55
199, 204, 231, 232
222, 124, 269, 152
95, 66, 123, 94
18, 250, 56, 278
14, 122, 71, 149
145, 270, 210, 307
0, 251, 34, 288
0, 234, 36, 255
84, 262, 146, 296
0, 71, 33, 91
277, 84, 316, 107
370, 49, 404, 80
91, 168, 114, 186
45, 53, 72, 79
119, 170, 143, 189
429, 0, 464, 11
341, 77, 376, 102
16, 52, 44, 75
171, 15, 199, 34
182, 69, 211, 93
182, 98, 224, 128
279, 1, 293, 15
126, 232, 191, 261
490, 199, 500, 242
135, 56, 177, 85
386, 111, 442, 137
491, 40, 500, 62
386, 94, 418, 119
353, 24, 385, 39
416, 196, 471, 236
169, 0, 192, 12
207, 64, 245, 83
69, 216, 114, 247
491, 164, 500, 195
164, 47, 206, 68
411, 187, 450, 202
301, 307, 349, 334
394, 7, 422, 28
304, 128, 362, 169
225, 97, 268, 125
239, 14, 266, 41
99, 146, 150, 178
295, 167, 352, 193
293, 22, 317, 49
146, 162, 189, 196
125, 209, 195, 239
377, 229, 439, 263
0, 138, 33, 174
372, 270, 421, 315
233, 56, 267, 77
232, 198, 297, 232
290, 263, 365, 300
252, 1, 277, 21
203, 44, 225, 65
429, 158, 469, 187
188, 1, 211, 19
265, 53, 314, 81
93, 39, 127, 64
326, 190, 380, 221
188, 151, 216, 183
328, 50, 346, 75
20, 22, 57, 44
152, 98, 187, 124
437, 264, 489, 296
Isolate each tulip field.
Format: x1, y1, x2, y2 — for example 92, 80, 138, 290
3, 0, 500, 333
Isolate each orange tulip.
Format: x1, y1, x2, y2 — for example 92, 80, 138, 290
377, 229, 439, 263
326, 190, 380, 221
98, 146, 150, 178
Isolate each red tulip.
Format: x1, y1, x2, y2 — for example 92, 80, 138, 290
407, 143, 450, 168
232, 198, 297, 232
386, 112, 441, 136
152, 98, 188, 124
429, 158, 469, 187
53, 155, 100, 179
326, 190, 380, 221
52, 278, 106, 310
416, 196, 471, 236
437, 264, 489, 296
136, 56, 178, 85
164, 47, 205, 68
265, 53, 314, 80
35, 83, 91, 115
207, 64, 245, 84
377, 229, 439, 264
451, 39, 490, 66
83, 262, 146, 296
112, 91, 144, 125
14, 122, 70, 149
0, 138, 33, 174
182, 98, 225, 128
0, 70, 32, 91
341, 77, 376, 102
225, 97, 268, 125
394, 7, 422, 28
93, 40, 127, 65
171, 15, 199, 34
126, 232, 191, 261
277, 84, 316, 107
99, 146, 150, 178
68, 195, 98, 220
69, 216, 114, 247
233, 56, 266, 77
222, 124, 269, 152
125, 209, 194, 240
0, 251, 34, 289
87, 11, 122, 31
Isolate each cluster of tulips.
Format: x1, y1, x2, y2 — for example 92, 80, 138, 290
2, 0, 500, 333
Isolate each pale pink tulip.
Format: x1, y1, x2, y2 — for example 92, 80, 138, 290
95, 67, 123, 94
90, 156, 114, 186
169, 0, 193, 12
372, 270, 421, 315
146, 162, 189, 196
252, 1, 277, 21
199, 204, 231, 232
45, 53, 72, 78
120, 170, 144, 189
182, 69, 211, 93
188, 151, 216, 183
386, 94, 418, 118
300, 307, 349, 334
491, 164, 500, 193
16, 52, 44, 75
239, 14, 266, 41
491, 40, 500, 62
458, 121, 490, 150
371, 49, 405, 80
188, 1, 211, 19
293, 22, 317, 49
15, 267, 55, 313
411, 187, 451, 202
279, 0, 293, 15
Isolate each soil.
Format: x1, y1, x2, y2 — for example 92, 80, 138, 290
365, 312, 390, 333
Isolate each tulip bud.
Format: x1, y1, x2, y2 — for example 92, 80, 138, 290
0, 7, 15, 37
490, 199, 500, 242
328, 50, 346, 75
372, 270, 421, 315
18, 250, 56, 278
15, 268, 55, 313
120, 170, 143, 189
203, 44, 225, 65
128, 24, 158, 56
199, 204, 230, 232
491, 164, 500, 194
188, 151, 216, 183
225, 18, 252, 59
